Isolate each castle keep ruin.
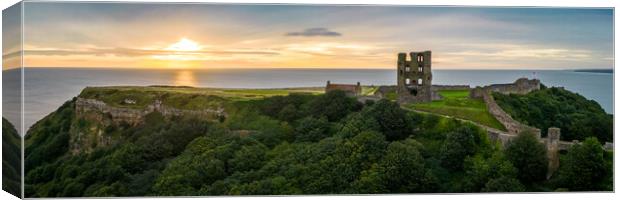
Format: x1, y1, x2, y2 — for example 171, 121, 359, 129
397, 51, 433, 104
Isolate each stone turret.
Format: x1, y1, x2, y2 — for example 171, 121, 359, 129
546, 127, 561, 179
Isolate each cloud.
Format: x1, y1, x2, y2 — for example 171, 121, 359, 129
285, 28, 342, 37
23, 47, 280, 58
443, 46, 592, 61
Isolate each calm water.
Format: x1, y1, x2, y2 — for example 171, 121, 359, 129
2, 68, 613, 134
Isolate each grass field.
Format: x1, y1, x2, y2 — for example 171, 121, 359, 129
405, 90, 506, 131
79, 86, 325, 109
79, 85, 388, 110
361, 86, 378, 96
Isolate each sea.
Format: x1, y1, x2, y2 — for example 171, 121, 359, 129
1, 68, 614, 135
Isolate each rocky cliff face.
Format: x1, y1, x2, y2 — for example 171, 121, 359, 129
75, 98, 226, 125
70, 97, 227, 154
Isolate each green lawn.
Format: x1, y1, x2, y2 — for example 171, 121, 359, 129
385, 91, 398, 101
405, 90, 506, 131
361, 86, 378, 96
79, 86, 324, 109
80, 85, 397, 110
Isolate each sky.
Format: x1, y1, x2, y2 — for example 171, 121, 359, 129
2, 2, 21, 70
3, 2, 614, 69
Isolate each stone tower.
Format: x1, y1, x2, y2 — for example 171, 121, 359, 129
397, 51, 432, 104
546, 127, 561, 179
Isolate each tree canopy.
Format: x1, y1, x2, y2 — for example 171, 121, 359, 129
494, 87, 612, 142
21, 89, 612, 197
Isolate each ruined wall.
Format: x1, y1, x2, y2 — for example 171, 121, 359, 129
492, 78, 540, 95
469, 86, 486, 99
431, 85, 471, 91
397, 51, 433, 104
485, 127, 518, 147
460, 78, 613, 179
470, 78, 540, 99
467, 78, 542, 135
373, 85, 396, 98
545, 128, 561, 179
482, 90, 541, 135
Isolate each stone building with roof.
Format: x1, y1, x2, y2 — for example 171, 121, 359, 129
325, 81, 362, 96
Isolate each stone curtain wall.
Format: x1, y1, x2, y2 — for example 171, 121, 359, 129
467, 78, 615, 179
486, 78, 541, 95
481, 90, 541, 135
431, 85, 471, 91
470, 78, 540, 99
469, 78, 541, 135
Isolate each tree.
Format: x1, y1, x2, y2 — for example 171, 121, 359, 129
365, 139, 436, 193
557, 137, 608, 191
277, 104, 300, 122
463, 152, 524, 192
440, 126, 477, 171
229, 141, 268, 172
307, 90, 362, 122
347, 131, 388, 170
2, 118, 22, 198
294, 117, 331, 142
337, 113, 381, 138
362, 99, 414, 141
231, 176, 301, 195
153, 136, 237, 196
493, 87, 612, 142
505, 131, 548, 184
259, 93, 311, 122
482, 176, 525, 192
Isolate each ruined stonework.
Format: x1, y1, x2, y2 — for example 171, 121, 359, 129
397, 51, 432, 104
546, 127, 561, 179
482, 90, 541, 135
373, 85, 396, 98
325, 81, 362, 96
468, 78, 542, 135
431, 85, 471, 91
470, 78, 541, 99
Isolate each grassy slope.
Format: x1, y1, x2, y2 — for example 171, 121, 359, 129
361, 86, 378, 96
79, 86, 325, 110
405, 90, 506, 131
77, 85, 385, 110
79, 86, 505, 131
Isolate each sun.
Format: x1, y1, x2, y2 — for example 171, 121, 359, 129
166, 38, 202, 51
150, 38, 204, 67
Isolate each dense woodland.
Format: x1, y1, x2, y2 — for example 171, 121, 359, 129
494, 86, 613, 142
2, 118, 21, 198
22, 90, 613, 197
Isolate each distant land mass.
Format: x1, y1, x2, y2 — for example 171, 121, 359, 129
574, 69, 613, 73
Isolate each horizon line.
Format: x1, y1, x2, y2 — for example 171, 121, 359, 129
4, 66, 614, 71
